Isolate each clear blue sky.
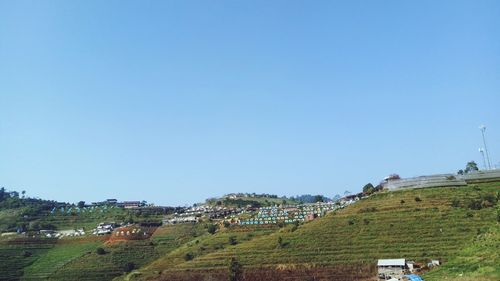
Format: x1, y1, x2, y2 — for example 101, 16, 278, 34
1, 1, 499, 206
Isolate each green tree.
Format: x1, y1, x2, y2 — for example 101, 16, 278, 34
23, 250, 32, 257
184, 252, 194, 261
314, 195, 324, 203
123, 262, 135, 272
277, 236, 284, 248
77, 201, 85, 208
228, 257, 242, 281
96, 247, 106, 255
228, 235, 237, 245
464, 161, 479, 174
207, 224, 217, 235
362, 183, 375, 195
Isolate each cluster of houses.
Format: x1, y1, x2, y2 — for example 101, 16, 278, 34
92, 222, 117, 235
46, 200, 147, 217
237, 201, 353, 225
377, 258, 439, 280
34, 222, 147, 238
223, 192, 280, 199
39, 229, 86, 238
49, 205, 117, 215
91, 199, 143, 209
30, 223, 112, 237
48, 200, 145, 216
163, 204, 246, 224
161, 193, 363, 226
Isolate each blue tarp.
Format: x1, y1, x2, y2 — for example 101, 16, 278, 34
404, 274, 424, 281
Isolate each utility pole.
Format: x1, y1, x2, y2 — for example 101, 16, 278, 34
479, 148, 487, 170
479, 125, 492, 170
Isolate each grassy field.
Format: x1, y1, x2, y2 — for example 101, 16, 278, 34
0, 238, 57, 281
22, 240, 102, 280
48, 240, 158, 281
423, 224, 500, 281
142, 225, 279, 274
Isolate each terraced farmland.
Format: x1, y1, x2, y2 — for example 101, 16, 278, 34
135, 182, 499, 281
423, 224, 500, 281
22, 240, 102, 280
45, 224, 207, 281
0, 224, 207, 281
1, 182, 498, 281
143, 225, 279, 274
0, 238, 57, 281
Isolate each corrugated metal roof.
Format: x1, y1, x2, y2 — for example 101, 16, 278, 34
377, 259, 406, 266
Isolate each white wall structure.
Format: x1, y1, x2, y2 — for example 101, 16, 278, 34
382, 174, 467, 190
461, 169, 500, 183
382, 169, 500, 190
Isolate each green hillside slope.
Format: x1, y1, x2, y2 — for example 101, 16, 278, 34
22, 240, 102, 280
0, 238, 56, 281
1, 182, 498, 281
0, 224, 204, 281
47, 224, 207, 281
133, 182, 499, 281
423, 224, 500, 281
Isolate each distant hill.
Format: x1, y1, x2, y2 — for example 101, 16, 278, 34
0, 187, 175, 235
288, 194, 332, 203
205, 193, 302, 208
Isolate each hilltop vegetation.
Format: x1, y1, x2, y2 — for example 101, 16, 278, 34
0, 187, 59, 232
0, 187, 167, 234
205, 193, 303, 208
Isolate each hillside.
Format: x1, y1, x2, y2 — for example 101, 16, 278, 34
0, 182, 498, 281
0, 189, 165, 234
131, 182, 499, 281
423, 224, 499, 281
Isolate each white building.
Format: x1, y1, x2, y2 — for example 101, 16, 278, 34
377, 259, 406, 280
